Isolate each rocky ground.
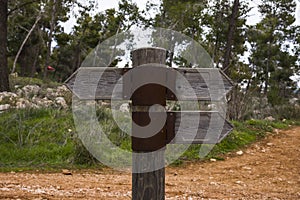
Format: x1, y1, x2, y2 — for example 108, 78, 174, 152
0, 85, 70, 111
0, 126, 299, 200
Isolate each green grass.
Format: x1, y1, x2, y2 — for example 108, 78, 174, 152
0, 108, 298, 171
0, 108, 76, 171
9, 75, 61, 91
177, 119, 291, 163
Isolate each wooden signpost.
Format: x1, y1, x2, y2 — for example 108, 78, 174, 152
65, 47, 234, 200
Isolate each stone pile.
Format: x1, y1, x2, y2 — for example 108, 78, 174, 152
0, 85, 70, 111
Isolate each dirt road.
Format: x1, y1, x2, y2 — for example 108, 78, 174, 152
0, 127, 299, 199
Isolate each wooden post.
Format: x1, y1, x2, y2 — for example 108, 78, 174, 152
131, 47, 167, 200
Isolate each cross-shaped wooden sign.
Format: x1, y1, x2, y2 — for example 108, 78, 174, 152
65, 47, 234, 200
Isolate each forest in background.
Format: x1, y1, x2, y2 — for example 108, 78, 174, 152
0, 0, 300, 120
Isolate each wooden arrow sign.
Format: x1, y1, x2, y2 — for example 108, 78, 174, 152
64, 67, 124, 100
167, 111, 233, 144
65, 67, 234, 101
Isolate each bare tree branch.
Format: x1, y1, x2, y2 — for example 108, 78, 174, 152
11, 12, 42, 74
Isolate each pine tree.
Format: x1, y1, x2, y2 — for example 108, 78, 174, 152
248, 0, 299, 105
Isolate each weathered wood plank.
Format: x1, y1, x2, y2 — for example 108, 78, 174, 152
64, 67, 124, 100
65, 67, 234, 101
169, 111, 233, 144
174, 68, 234, 101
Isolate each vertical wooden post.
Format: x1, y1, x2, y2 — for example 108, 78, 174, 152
131, 47, 167, 200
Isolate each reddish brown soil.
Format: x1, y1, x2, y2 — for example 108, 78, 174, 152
0, 127, 299, 200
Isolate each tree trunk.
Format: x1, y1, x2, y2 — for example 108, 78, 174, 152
44, 0, 57, 78
0, 0, 10, 92
223, 0, 239, 75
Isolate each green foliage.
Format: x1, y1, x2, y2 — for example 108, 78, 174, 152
9, 75, 60, 91
204, 0, 249, 72
0, 107, 131, 169
72, 138, 98, 165
0, 107, 298, 170
271, 104, 300, 120
51, 0, 141, 81
0, 108, 75, 168
248, 0, 299, 100
176, 119, 290, 163
7, 0, 81, 78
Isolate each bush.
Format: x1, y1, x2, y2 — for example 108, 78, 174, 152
9, 75, 60, 92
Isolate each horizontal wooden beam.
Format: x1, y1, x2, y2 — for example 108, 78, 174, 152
130, 111, 233, 145
65, 67, 234, 101
173, 68, 234, 101
167, 111, 233, 144
65, 67, 124, 100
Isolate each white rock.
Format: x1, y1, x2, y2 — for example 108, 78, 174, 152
289, 98, 298, 104
119, 103, 130, 112
209, 182, 218, 186
16, 89, 23, 96
0, 92, 17, 102
16, 102, 26, 109
55, 97, 68, 108
235, 180, 243, 185
210, 158, 217, 162
46, 88, 58, 99
46, 88, 54, 94
16, 98, 31, 109
101, 101, 110, 107
57, 85, 69, 95
242, 166, 251, 170
236, 150, 244, 155
265, 116, 275, 121
22, 85, 40, 97
0, 104, 10, 111
32, 96, 41, 104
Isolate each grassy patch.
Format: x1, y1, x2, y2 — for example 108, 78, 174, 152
0, 108, 79, 171
0, 108, 298, 171
9, 75, 60, 91
0, 107, 127, 171
177, 119, 291, 163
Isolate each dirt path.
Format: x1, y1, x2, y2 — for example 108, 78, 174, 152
0, 127, 299, 200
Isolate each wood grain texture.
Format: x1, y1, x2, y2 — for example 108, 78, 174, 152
64, 67, 124, 100
174, 68, 234, 101
132, 150, 165, 200
65, 67, 233, 101
169, 111, 233, 144
131, 47, 167, 67
131, 48, 166, 200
